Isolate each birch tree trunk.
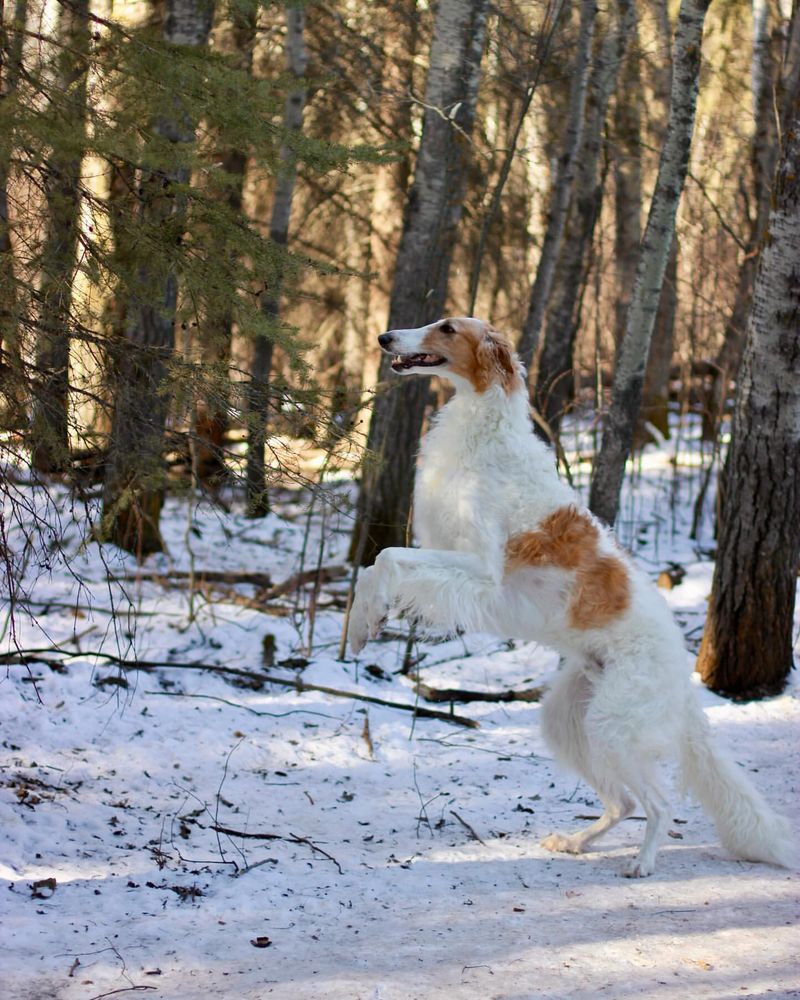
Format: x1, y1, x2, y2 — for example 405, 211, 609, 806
350, 0, 490, 565
101, 0, 215, 556
29, 0, 89, 472
516, 0, 597, 373
0, 0, 26, 429
588, 0, 712, 526
534, 0, 634, 433
245, 3, 307, 518
695, 52, 800, 698
636, 235, 677, 444
635, 0, 677, 444
611, 5, 642, 348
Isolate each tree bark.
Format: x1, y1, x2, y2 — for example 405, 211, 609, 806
246, 4, 307, 518
611, 4, 643, 350
466, 0, 567, 315
696, 48, 800, 698
516, 0, 598, 374
0, 0, 26, 430
534, 0, 634, 434
194, 3, 256, 483
636, 234, 678, 444
588, 0, 712, 527
349, 0, 490, 566
101, 0, 215, 556
29, 0, 89, 472
701, 0, 782, 441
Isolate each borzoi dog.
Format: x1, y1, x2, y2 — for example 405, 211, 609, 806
348, 317, 792, 876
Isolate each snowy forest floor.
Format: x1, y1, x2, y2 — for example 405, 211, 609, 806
1, 414, 799, 1000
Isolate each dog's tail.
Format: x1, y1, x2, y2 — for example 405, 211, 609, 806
680, 700, 794, 867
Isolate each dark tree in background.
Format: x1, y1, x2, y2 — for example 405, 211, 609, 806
246, 3, 308, 519
101, 0, 216, 555
30, 0, 89, 473
349, 0, 490, 566
696, 9, 800, 698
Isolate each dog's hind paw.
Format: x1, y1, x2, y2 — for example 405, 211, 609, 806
540, 832, 583, 855
622, 859, 655, 878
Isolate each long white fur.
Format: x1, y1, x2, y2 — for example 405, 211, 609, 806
349, 318, 794, 876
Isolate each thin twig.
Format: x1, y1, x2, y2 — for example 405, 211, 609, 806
450, 809, 486, 845
210, 825, 343, 874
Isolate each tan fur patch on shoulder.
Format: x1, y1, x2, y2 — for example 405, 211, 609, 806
569, 554, 631, 630
505, 506, 597, 571
505, 506, 630, 630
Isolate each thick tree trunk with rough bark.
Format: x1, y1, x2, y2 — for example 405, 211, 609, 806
102, 0, 215, 556
534, 0, 634, 434
246, 4, 307, 518
350, 0, 490, 566
696, 58, 800, 698
517, 0, 597, 373
30, 0, 89, 472
589, 0, 712, 526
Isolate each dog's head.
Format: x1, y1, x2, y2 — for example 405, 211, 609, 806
377, 317, 522, 395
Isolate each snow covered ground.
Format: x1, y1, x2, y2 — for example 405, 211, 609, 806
1, 420, 799, 1000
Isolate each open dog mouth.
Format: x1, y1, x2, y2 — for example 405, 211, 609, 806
391, 353, 447, 371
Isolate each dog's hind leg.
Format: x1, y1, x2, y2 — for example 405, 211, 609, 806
614, 763, 671, 878
540, 789, 635, 855
540, 664, 635, 855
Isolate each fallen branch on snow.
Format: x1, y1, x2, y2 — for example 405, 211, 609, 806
1, 649, 479, 728
415, 681, 546, 704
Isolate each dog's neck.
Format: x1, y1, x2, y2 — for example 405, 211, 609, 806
441, 372, 532, 431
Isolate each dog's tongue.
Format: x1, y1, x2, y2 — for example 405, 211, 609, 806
392, 353, 444, 370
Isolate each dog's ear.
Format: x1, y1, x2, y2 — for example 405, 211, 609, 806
474, 329, 519, 394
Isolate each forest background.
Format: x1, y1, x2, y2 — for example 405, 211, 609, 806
2, 2, 800, 996
1, 0, 800, 697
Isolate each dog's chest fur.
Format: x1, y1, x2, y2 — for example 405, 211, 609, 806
411, 392, 561, 553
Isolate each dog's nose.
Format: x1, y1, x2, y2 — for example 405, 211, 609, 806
378, 332, 394, 350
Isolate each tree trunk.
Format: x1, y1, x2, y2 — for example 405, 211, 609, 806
101, 0, 215, 556
193, 5, 256, 484
701, 0, 782, 441
636, 235, 678, 444
0, 0, 26, 430
534, 0, 634, 434
245, 4, 307, 518
696, 49, 800, 698
29, 0, 89, 472
467, 0, 567, 315
349, 0, 490, 566
516, 0, 597, 374
588, 0, 712, 527
611, 4, 643, 349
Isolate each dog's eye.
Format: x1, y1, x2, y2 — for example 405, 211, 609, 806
439, 322, 455, 334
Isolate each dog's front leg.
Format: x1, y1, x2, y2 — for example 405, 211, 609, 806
348, 547, 499, 654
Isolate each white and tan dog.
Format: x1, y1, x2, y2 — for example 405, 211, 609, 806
348, 317, 792, 876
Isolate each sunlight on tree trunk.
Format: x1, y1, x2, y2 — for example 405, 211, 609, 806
350, 0, 490, 565
101, 0, 215, 556
589, 0, 712, 527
